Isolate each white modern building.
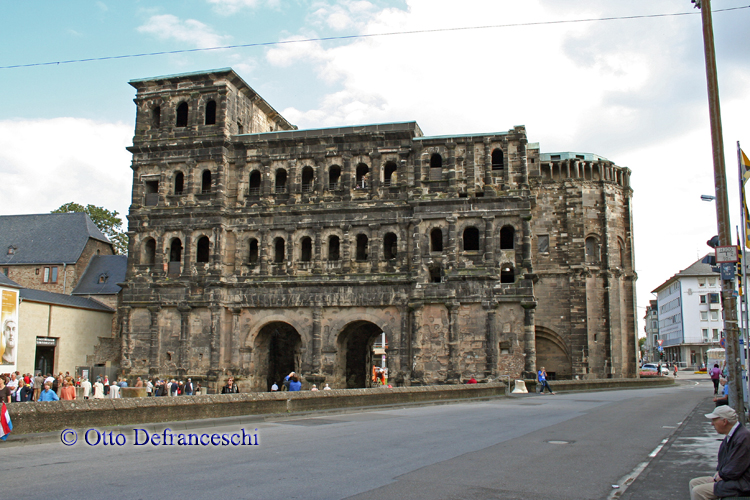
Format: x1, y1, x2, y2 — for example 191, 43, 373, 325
651, 254, 722, 369
642, 300, 658, 363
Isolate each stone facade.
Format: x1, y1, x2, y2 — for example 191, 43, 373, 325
120, 68, 637, 392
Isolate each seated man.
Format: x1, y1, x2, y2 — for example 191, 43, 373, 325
689, 406, 750, 500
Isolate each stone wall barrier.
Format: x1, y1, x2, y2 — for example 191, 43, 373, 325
7, 377, 673, 435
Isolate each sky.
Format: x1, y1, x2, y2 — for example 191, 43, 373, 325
1, 0, 749, 336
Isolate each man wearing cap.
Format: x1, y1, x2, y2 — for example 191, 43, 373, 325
689, 405, 750, 499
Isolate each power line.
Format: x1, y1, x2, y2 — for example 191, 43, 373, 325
2, 5, 749, 70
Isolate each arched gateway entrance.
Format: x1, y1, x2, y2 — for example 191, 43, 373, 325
337, 321, 385, 388
253, 322, 301, 391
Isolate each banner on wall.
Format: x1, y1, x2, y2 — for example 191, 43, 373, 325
0, 289, 19, 372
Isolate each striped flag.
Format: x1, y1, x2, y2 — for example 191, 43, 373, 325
0, 402, 12, 441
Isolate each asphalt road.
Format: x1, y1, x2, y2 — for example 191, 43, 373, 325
1, 377, 709, 500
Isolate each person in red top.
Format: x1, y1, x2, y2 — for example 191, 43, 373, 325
467, 376, 478, 384
60, 380, 76, 400
710, 364, 722, 395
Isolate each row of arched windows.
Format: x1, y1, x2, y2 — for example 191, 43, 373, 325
151, 100, 217, 129
428, 149, 504, 171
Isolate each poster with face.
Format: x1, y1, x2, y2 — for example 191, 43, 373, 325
1, 289, 19, 369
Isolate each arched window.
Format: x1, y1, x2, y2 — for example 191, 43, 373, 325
300, 237, 312, 262
176, 102, 188, 127
430, 228, 443, 252
248, 238, 259, 264
356, 163, 369, 189
329, 165, 341, 190
274, 237, 285, 263
201, 170, 212, 194
500, 226, 515, 250
174, 172, 184, 195
152, 106, 161, 128
169, 238, 183, 262
500, 264, 515, 284
383, 233, 398, 260
275, 169, 287, 194
356, 234, 368, 261
196, 236, 210, 263
619, 240, 625, 268
301, 166, 314, 193
205, 100, 216, 125
249, 170, 261, 196
143, 238, 156, 266
463, 227, 479, 251
492, 149, 504, 170
328, 236, 340, 261
586, 236, 599, 263
383, 161, 397, 187
430, 153, 442, 170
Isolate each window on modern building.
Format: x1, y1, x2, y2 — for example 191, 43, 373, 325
708, 278, 716, 286
500, 226, 515, 250
249, 171, 261, 196
201, 170, 212, 194
274, 238, 285, 263
143, 238, 156, 266
383, 233, 398, 260
205, 100, 216, 125
463, 227, 479, 251
196, 236, 210, 263
713, 329, 719, 341
328, 236, 340, 261
711, 311, 719, 320
430, 228, 443, 252
329, 165, 341, 190
491, 149, 504, 170
275, 169, 288, 194
248, 238, 259, 264
170, 239, 183, 262
300, 237, 312, 262
698, 278, 706, 287
355, 164, 369, 189
538, 235, 549, 253
356, 234, 368, 261
153, 106, 161, 128
500, 264, 514, 284
585, 236, 600, 263
709, 293, 720, 303
174, 172, 184, 195
702, 329, 709, 341
42, 266, 58, 284
700, 311, 708, 321
429, 266, 442, 283
700, 295, 707, 304
176, 102, 188, 127
383, 162, 397, 187
301, 166, 314, 193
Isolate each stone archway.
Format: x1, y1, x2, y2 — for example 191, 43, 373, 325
252, 322, 302, 392
535, 326, 572, 380
336, 321, 385, 388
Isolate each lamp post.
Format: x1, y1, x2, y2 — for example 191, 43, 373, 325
693, 0, 745, 422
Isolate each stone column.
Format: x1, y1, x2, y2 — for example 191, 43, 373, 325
522, 216, 532, 273
369, 223, 380, 269
230, 307, 242, 367
316, 157, 326, 193
181, 233, 192, 277
259, 228, 269, 275
522, 301, 537, 378
447, 301, 460, 382
342, 154, 352, 200
313, 224, 322, 273
447, 216, 457, 270
342, 224, 351, 273
484, 303, 498, 377
408, 302, 422, 383
519, 137, 529, 189
483, 138, 492, 188
120, 306, 132, 371
399, 150, 410, 190
483, 216, 495, 265
210, 306, 221, 370
370, 151, 381, 193
312, 307, 322, 373
260, 157, 271, 196
289, 159, 300, 195
178, 304, 192, 376
148, 305, 161, 376
446, 142, 457, 193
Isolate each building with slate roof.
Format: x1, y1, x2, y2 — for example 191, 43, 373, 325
0, 213, 115, 295
120, 68, 637, 391
651, 254, 722, 368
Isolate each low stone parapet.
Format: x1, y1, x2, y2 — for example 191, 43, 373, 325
7, 377, 672, 435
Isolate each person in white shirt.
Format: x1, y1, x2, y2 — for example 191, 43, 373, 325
271, 382, 278, 392
81, 377, 92, 399
93, 378, 105, 399
109, 381, 120, 398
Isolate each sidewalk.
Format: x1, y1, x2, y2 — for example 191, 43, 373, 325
619, 396, 722, 499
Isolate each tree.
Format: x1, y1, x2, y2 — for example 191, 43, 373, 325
52, 202, 128, 255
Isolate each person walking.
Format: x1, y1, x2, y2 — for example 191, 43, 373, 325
538, 367, 555, 395
710, 364, 722, 395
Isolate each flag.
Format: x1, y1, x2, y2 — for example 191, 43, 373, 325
742, 149, 750, 249
0, 402, 11, 441
742, 148, 750, 184
738, 235, 744, 296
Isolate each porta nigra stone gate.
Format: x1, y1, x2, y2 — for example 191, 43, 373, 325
120, 68, 637, 392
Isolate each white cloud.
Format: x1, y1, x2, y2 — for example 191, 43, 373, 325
137, 14, 230, 49
0, 119, 132, 221
206, 0, 281, 15
309, 1, 377, 31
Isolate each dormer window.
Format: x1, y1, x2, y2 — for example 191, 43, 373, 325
98, 273, 109, 284
7, 245, 16, 255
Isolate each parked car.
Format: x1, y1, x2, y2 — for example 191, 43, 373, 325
641, 363, 670, 376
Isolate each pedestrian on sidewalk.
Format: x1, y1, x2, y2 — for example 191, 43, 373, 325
537, 367, 555, 395
688, 406, 750, 500
710, 364, 722, 395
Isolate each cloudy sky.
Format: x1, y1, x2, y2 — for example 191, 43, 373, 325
1, 0, 749, 334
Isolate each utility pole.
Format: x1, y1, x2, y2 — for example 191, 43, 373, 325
693, 0, 746, 422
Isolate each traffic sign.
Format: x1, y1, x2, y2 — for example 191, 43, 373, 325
716, 245, 739, 263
